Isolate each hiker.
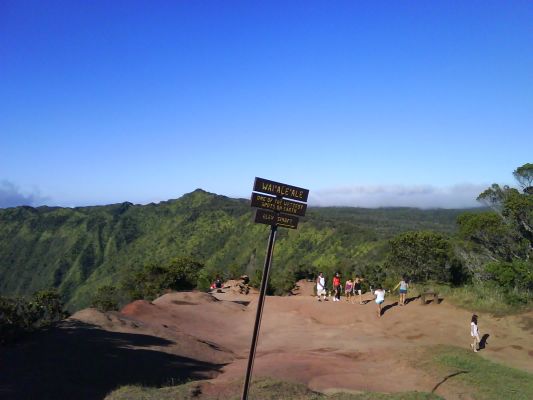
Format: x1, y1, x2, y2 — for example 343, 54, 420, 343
215, 276, 223, 289
354, 276, 363, 305
344, 278, 354, 303
316, 272, 327, 301
470, 314, 480, 352
332, 272, 342, 302
374, 284, 386, 317
393, 276, 409, 306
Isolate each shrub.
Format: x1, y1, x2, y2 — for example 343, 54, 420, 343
122, 257, 205, 301
386, 231, 458, 283
485, 260, 533, 293
91, 285, 120, 312
0, 289, 66, 343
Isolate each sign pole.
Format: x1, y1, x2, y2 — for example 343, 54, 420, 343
241, 224, 278, 400
244, 177, 308, 399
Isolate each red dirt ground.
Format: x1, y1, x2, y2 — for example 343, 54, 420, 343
68, 280, 533, 399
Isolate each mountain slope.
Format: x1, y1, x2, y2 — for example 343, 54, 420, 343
0, 189, 471, 309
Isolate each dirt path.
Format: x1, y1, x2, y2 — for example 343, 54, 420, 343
4, 282, 531, 399
108, 282, 533, 397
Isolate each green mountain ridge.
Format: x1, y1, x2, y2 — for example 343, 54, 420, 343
0, 189, 477, 310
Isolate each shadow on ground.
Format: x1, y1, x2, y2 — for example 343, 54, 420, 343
381, 302, 398, 316
479, 333, 490, 350
0, 320, 224, 400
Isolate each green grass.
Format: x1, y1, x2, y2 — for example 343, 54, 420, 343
410, 283, 532, 316
432, 346, 533, 400
105, 378, 442, 400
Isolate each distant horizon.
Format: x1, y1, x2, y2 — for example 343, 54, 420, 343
0, 185, 490, 211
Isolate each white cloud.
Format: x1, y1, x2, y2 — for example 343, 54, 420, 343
309, 183, 487, 209
0, 180, 48, 208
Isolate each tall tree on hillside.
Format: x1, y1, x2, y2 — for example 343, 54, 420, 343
458, 163, 533, 298
475, 163, 533, 255
513, 163, 533, 193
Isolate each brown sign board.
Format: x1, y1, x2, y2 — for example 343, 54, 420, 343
251, 192, 307, 217
255, 209, 299, 229
253, 177, 309, 202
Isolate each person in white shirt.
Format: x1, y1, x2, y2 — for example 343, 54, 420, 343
470, 314, 480, 352
374, 284, 386, 318
316, 272, 327, 302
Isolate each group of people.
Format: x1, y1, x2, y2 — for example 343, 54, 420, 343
316, 272, 409, 318
316, 272, 484, 352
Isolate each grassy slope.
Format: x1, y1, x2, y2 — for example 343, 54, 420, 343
431, 346, 533, 400
105, 378, 443, 400
0, 189, 470, 309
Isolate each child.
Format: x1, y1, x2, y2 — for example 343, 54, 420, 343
332, 272, 342, 302
393, 276, 409, 306
354, 276, 363, 305
345, 278, 354, 303
470, 314, 480, 352
374, 285, 386, 318
316, 272, 327, 302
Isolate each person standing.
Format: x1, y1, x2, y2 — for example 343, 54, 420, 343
354, 276, 363, 305
344, 278, 354, 303
470, 314, 480, 352
215, 276, 223, 289
316, 272, 327, 301
332, 272, 341, 302
393, 276, 409, 306
374, 285, 386, 317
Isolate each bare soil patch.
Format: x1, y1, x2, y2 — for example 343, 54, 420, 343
2, 281, 531, 399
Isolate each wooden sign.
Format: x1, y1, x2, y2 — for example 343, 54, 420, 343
253, 177, 309, 202
251, 192, 307, 217
254, 209, 299, 229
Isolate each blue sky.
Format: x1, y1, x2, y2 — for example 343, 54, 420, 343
1, 1, 531, 208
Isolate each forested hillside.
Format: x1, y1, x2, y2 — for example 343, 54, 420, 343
0, 189, 467, 309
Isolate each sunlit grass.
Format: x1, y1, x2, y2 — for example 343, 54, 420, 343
432, 345, 533, 400
105, 378, 443, 400
410, 282, 532, 315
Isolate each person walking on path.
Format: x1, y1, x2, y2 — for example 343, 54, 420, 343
333, 273, 342, 302
470, 314, 481, 352
316, 272, 327, 301
344, 278, 354, 303
354, 276, 363, 305
393, 276, 409, 306
374, 285, 386, 317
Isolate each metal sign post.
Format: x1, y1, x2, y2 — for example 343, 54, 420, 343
241, 223, 277, 400
241, 178, 309, 400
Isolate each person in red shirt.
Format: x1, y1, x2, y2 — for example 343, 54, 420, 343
332, 272, 342, 302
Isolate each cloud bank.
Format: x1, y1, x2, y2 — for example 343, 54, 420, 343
309, 184, 487, 209
0, 180, 47, 208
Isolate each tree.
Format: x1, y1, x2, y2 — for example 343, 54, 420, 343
457, 163, 533, 302
386, 231, 456, 282
513, 163, 533, 192
457, 212, 528, 261
477, 183, 509, 213
502, 188, 533, 247
475, 163, 533, 257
